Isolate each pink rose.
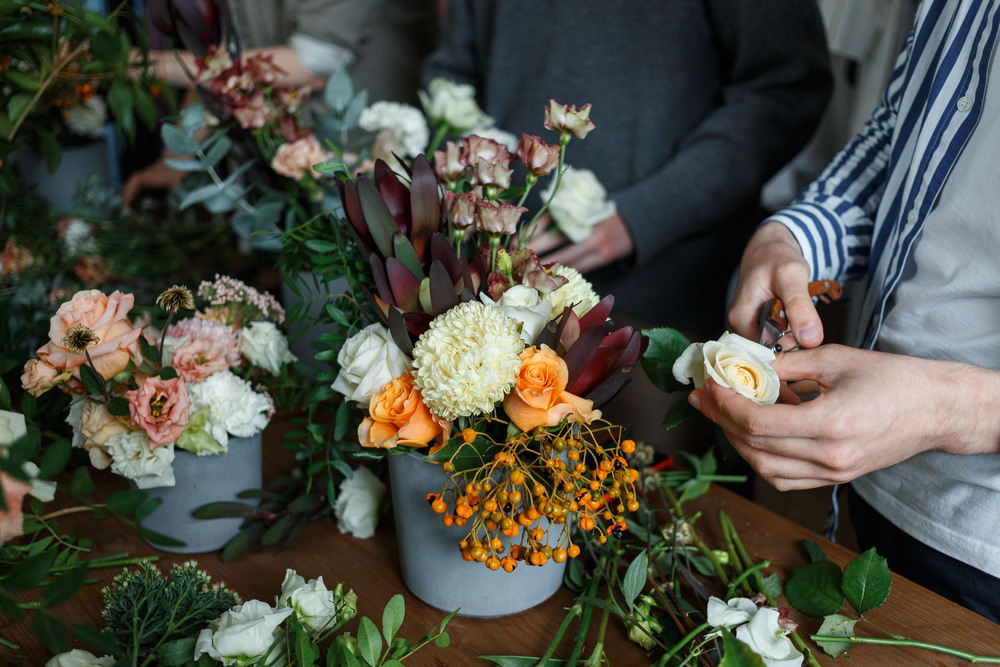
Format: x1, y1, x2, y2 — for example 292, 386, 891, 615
37, 290, 143, 380
79, 400, 131, 468
171, 338, 236, 382
517, 135, 561, 176
270, 135, 333, 181
0, 471, 32, 544
21, 359, 71, 397
544, 100, 595, 139
127, 376, 191, 449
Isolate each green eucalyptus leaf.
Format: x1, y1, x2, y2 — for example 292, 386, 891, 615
163, 157, 208, 172
815, 613, 858, 659
785, 560, 844, 617
842, 547, 891, 615
162, 123, 200, 155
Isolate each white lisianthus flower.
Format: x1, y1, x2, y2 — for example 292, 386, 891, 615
735, 607, 804, 667
412, 300, 523, 420
673, 332, 780, 405
107, 433, 175, 489
418, 77, 493, 133
541, 166, 617, 243
480, 285, 553, 345
64, 96, 107, 139
331, 323, 410, 405
543, 265, 600, 318
61, 219, 98, 255
186, 370, 271, 438
359, 101, 430, 157
707, 596, 759, 629
238, 321, 297, 375
45, 649, 116, 667
194, 600, 293, 666
276, 569, 349, 632
333, 466, 386, 539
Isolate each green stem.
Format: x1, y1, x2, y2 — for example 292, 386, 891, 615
565, 571, 602, 667
725, 560, 771, 600
534, 602, 583, 667
0, 635, 18, 649
426, 123, 450, 155
811, 635, 1000, 663
662, 621, 711, 662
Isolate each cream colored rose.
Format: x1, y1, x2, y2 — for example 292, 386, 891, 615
270, 135, 333, 181
418, 77, 493, 132
78, 400, 131, 469
541, 166, 617, 243
194, 600, 293, 665
332, 323, 411, 405
333, 466, 385, 539
238, 321, 297, 375
480, 285, 553, 345
673, 332, 779, 405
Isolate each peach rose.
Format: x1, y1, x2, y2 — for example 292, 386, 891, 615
78, 400, 131, 469
0, 471, 32, 544
127, 376, 191, 449
37, 290, 143, 380
171, 338, 236, 382
21, 358, 72, 397
503, 345, 601, 432
270, 135, 333, 181
358, 372, 443, 449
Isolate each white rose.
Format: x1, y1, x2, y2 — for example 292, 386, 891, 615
331, 324, 410, 405
107, 433, 175, 489
541, 166, 617, 243
418, 77, 493, 132
735, 607, 804, 667
187, 370, 271, 438
276, 569, 340, 632
334, 466, 385, 539
707, 595, 759, 629
238, 321, 297, 375
672, 332, 780, 405
480, 285, 553, 345
45, 649, 116, 667
195, 599, 293, 666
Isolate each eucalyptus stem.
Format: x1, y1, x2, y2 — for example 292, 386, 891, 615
811, 634, 1000, 663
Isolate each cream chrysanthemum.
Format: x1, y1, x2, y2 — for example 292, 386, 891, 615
543, 265, 600, 318
412, 301, 523, 419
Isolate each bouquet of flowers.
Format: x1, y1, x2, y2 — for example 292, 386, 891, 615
329, 99, 646, 570
19, 275, 296, 488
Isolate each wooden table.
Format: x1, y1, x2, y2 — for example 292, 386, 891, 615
3, 425, 999, 666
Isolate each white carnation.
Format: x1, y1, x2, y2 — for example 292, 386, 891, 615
238, 321, 297, 375
543, 265, 600, 318
186, 370, 271, 438
64, 96, 107, 139
541, 166, 617, 243
359, 101, 430, 157
107, 433, 175, 489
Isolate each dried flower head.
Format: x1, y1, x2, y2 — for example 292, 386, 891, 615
156, 285, 195, 312
62, 325, 100, 353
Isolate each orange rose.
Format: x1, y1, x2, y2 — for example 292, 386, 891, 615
20, 358, 72, 397
358, 372, 444, 449
503, 345, 601, 432
36, 289, 143, 380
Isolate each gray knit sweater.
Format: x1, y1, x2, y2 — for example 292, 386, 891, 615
424, 0, 832, 334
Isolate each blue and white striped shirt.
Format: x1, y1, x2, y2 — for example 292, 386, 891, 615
769, 0, 1000, 350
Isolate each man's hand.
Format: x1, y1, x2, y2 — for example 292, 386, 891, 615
689, 345, 1000, 490
729, 221, 823, 347
525, 212, 634, 274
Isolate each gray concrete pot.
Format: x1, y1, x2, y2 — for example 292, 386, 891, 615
388, 451, 566, 617
137, 433, 262, 554
280, 271, 350, 370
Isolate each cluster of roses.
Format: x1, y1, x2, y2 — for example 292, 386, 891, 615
20, 276, 295, 488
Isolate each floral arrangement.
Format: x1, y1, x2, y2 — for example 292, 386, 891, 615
0, 0, 163, 186
42, 561, 452, 667
328, 97, 646, 571
18, 276, 296, 488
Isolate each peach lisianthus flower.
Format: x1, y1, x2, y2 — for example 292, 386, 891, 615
0, 471, 33, 544
36, 289, 143, 380
270, 135, 333, 181
127, 376, 191, 449
358, 372, 445, 450
503, 344, 601, 432
171, 338, 237, 382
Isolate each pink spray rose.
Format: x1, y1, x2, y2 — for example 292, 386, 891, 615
271, 135, 333, 181
36, 290, 143, 380
127, 376, 191, 449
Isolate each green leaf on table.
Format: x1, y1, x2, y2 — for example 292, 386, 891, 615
761, 572, 782, 599
220, 522, 267, 561
622, 549, 648, 611
481, 658, 571, 667
0, 589, 26, 621
678, 477, 710, 503
785, 560, 844, 617
40, 564, 88, 609
718, 628, 767, 666
438, 608, 458, 633
328, 638, 364, 667
106, 489, 146, 515
815, 613, 858, 658
71, 623, 120, 656
32, 610, 69, 655
804, 538, 828, 563
434, 631, 450, 648
2, 549, 56, 591
640, 327, 691, 394
842, 547, 891, 614
357, 615, 382, 667
194, 501, 260, 519
382, 593, 404, 646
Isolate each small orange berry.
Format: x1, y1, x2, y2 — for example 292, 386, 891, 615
431, 499, 447, 514
552, 548, 568, 563
462, 427, 477, 443
509, 469, 525, 485
486, 555, 501, 570
621, 439, 636, 454
567, 543, 581, 558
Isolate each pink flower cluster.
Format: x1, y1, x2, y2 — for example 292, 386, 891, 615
197, 274, 285, 326
194, 44, 310, 139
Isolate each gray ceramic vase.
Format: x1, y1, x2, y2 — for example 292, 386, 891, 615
137, 432, 263, 554
388, 451, 567, 617
280, 271, 350, 369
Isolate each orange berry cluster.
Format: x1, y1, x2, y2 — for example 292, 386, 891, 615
427, 420, 639, 571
